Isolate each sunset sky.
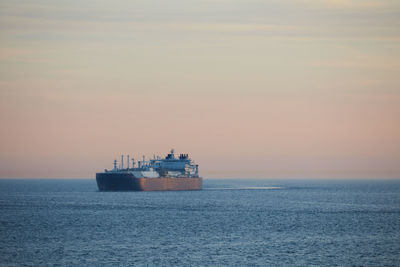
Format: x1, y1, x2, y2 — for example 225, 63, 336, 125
0, 0, 399, 178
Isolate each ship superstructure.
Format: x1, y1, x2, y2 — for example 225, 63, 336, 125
96, 149, 202, 191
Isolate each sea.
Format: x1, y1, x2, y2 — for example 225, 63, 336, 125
0, 179, 399, 266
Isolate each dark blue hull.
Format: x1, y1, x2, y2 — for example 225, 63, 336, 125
96, 173, 202, 191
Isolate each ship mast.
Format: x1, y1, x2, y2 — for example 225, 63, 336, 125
113, 159, 117, 171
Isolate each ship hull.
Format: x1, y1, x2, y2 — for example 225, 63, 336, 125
96, 173, 202, 191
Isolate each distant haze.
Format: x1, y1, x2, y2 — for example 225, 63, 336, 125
0, 0, 399, 178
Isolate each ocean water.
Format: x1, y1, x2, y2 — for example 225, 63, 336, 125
0, 179, 399, 266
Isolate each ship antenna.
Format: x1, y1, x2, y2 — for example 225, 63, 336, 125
127, 155, 130, 169
121, 155, 124, 169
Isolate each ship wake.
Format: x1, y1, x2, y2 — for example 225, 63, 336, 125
204, 186, 282, 190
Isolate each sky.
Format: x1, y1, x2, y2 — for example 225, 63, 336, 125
0, 0, 399, 178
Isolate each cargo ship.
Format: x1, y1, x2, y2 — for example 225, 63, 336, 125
96, 149, 202, 191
